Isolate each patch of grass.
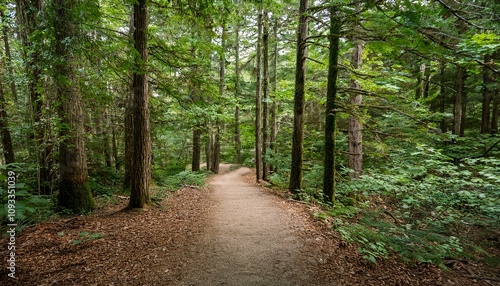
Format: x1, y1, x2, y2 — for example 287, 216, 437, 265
71, 231, 103, 245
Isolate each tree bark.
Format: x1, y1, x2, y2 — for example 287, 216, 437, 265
289, 0, 308, 194
234, 22, 242, 164
205, 129, 212, 171
323, 6, 340, 204
255, 10, 263, 182
54, 0, 94, 213
452, 66, 467, 136
0, 78, 14, 164
262, 12, 270, 181
348, 3, 363, 180
211, 23, 226, 174
492, 90, 499, 134
481, 54, 492, 134
128, 0, 151, 209
439, 61, 447, 133
270, 16, 279, 172
192, 128, 201, 171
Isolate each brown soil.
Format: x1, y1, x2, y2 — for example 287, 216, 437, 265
2, 164, 499, 285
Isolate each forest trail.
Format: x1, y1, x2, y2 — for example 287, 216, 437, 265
3, 165, 494, 286
175, 164, 315, 285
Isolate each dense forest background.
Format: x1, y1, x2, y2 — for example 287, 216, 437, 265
0, 0, 499, 267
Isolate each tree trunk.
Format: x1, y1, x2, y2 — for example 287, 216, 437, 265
123, 9, 136, 189
289, 0, 308, 194
439, 61, 447, 133
54, 0, 94, 213
0, 79, 14, 165
481, 54, 492, 134
205, 129, 212, 171
234, 22, 242, 164
255, 10, 263, 182
104, 110, 113, 168
211, 23, 226, 174
128, 0, 150, 209
262, 12, 270, 181
452, 66, 466, 136
323, 6, 340, 204
492, 90, 499, 134
112, 126, 120, 171
192, 128, 201, 171
348, 3, 363, 180
1, 11, 18, 104
16, 0, 53, 195
270, 16, 279, 172
123, 87, 134, 191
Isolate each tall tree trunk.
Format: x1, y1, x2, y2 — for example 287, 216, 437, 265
112, 126, 120, 171
205, 129, 212, 171
452, 66, 466, 136
211, 23, 226, 174
123, 11, 135, 192
492, 90, 499, 134
439, 61, 447, 133
0, 77, 14, 164
323, 6, 340, 204
234, 22, 242, 164
54, 0, 94, 213
270, 16, 279, 172
481, 54, 492, 134
262, 12, 270, 181
16, 0, 52, 195
255, 10, 263, 182
128, 0, 150, 209
104, 110, 113, 168
1, 11, 18, 104
289, 0, 308, 194
348, 3, 363, 179
415, 63, 425, 99
192, 128, 201, 171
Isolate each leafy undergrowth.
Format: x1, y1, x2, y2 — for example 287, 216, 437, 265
267, 141, 500, 273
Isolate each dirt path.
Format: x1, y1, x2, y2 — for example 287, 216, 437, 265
176, 165, 314, 285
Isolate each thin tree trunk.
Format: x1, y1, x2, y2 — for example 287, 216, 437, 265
192, 128, 201, 171
112, 126, 120, 171
104, 110, 113, 168
234, 22, 242, 164
323, 6, 340, 204
205, 129, 212, 171
211, 23, 226, 174
0, 78, 14, 164
262, 12, 270, 181
289, 0, 308, 194
452, 66, 466, 136
440, 61, 447, 133
415, 63, 425, 100
270, 16, 278, 172
255, 10, 263, 182
54, 0, 94, 213
1, 11, 18, 104
481, 54, 492, 134
348, 3, 363, 180
128, 0, 150, 208
492, 90, 499, 134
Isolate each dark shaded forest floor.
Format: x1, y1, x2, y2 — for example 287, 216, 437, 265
2, 165, 499, 285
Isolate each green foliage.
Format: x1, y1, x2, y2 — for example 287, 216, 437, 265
0, 174, 53, 233
70, 231, 103, 245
